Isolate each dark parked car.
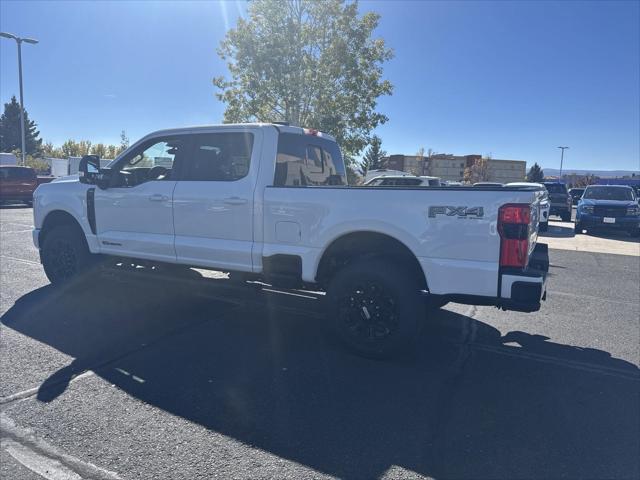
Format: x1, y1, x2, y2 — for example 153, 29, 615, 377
575, 185, 639, 236
0, 166, 38, 206
569, 187, 585, 205
542, 182, 572, 221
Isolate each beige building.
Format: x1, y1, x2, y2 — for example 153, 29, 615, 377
383, 153, 526, 183
486, 158, 527, 183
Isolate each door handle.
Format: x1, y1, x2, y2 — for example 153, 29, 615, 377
223, 197, 248, 205
149, 194, 168, 202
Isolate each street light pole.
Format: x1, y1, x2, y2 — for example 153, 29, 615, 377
17, 39, 26, 166
557, 146, 569, 180
0, 32, 39, 166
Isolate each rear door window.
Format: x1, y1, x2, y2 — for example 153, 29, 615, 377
275, 133, 346, 186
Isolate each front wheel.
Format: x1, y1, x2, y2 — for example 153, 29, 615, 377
561, 210, 572, 222
574, 222, 584, 234
539, 221, 548, 232
326, 258, 424, 358
41, 225, 94, 285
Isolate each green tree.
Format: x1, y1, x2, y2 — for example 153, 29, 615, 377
0, 95, 43, 155
526, 162, 544, 182
213, 0, 393, 163
359, 135, 386, 175
24, 155, 50, 174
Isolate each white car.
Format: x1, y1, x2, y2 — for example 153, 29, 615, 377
362, 168, 409, 184
32, 123, 549, 357
506, 182, 550, 232
365, 175, 441, 187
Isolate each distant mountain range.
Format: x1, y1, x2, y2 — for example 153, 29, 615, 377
542, 168, 639, 178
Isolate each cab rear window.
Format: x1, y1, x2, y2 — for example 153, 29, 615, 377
275, 133, 346, 186
544, 183, 567, 193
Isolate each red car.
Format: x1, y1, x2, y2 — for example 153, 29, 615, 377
0, 165, 39, 206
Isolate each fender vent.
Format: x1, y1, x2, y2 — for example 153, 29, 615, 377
87, 188, 96, 234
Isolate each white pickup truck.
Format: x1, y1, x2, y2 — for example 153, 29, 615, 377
32, 123, 548, 357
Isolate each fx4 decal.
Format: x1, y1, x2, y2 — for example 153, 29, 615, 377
429, 206, 484, 219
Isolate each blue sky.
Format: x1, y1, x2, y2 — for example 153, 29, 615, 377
1, 0, 638, 171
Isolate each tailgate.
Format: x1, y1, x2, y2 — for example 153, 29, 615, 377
498, 195, 548, 312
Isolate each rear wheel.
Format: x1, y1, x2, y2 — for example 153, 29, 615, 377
41, 225, 94, 285
326, 258, 424, 358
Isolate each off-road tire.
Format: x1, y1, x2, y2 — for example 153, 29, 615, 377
326, 258, 424, 359
41, 225, 94, 285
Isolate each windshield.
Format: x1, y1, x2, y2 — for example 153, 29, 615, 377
583, 186, 635, 201
544, 183, 567, 194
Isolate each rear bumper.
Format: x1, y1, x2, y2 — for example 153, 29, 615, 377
498, 243, 549, 312
426, 243, 549, 313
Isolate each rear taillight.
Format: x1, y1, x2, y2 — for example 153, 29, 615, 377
498, 204, 531, 268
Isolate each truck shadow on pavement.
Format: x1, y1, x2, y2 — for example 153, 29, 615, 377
2, 275, 639, 479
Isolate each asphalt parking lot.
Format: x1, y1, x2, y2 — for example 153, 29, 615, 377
1, 206, 639, 480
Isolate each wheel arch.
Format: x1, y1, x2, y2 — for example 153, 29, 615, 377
315, 230, 428, 290
40, 210, 86, 247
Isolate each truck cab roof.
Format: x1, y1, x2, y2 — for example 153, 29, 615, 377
137, 123, 336, 142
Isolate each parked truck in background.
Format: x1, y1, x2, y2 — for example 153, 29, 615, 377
542, 181, 572, 221
31, 123, 549, 357
506, 182, 550, 232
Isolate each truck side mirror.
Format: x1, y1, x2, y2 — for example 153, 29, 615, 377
79, 155, 101, 184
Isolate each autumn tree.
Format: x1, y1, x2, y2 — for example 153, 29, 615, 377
463, 157, 490, 184
410, 146, 425, 176
41, 133, 128, 159
213, 0, 393, 163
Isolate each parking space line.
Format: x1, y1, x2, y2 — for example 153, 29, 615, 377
3, 439, 83, 480
471, 342, 640, 381
1, 229, 34, 234
0, 255, 40, 266
0, 372, 95, 406
1, 414, 121, 480
551, 290, 640, 307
